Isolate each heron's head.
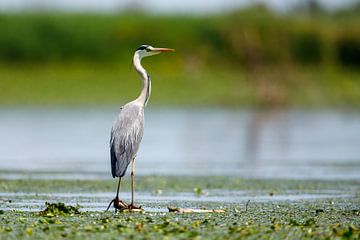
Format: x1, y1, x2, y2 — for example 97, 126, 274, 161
135, 45, 175, 59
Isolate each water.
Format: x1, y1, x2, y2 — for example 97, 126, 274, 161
0, 190, 354, 212
0, 108, 359, 180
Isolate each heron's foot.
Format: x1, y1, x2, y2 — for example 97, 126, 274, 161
114, 198, 129, 210
129, 203, 143, 211
106, 197, 129, 212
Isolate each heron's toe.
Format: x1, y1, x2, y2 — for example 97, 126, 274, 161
114, 198, 130, 210
129, 204, 143, 211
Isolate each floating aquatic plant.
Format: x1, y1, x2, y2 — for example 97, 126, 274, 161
38, 202, 81, 216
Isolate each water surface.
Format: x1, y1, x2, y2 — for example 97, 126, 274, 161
0, 108, 359, 179
0, 190, 354, 212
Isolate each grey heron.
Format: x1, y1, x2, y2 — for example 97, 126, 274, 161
106, 45, 175, 211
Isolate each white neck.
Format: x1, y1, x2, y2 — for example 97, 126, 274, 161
133, 53, 151, 107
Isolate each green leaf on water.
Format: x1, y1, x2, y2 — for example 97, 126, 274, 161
38, 202, 81, 216
25, 227, 33, 235
193, 187, 202, 196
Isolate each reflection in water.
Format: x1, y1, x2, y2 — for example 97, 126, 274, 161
245, 110, 290, 167
0, 108, 359, 179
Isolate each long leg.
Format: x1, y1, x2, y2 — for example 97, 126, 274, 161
116, 177, 121, 199
106, 177, 128, 211
129, 159, 142, 210
131, 159, 135, 206
106, 177, 121, 211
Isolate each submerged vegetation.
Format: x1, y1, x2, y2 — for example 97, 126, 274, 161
0, 177, 359, 239
1, 176, 359, 193
0, 6, 360, 107
1, 200, 360, 239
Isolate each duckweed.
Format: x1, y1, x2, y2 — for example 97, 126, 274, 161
0, 177, 359, 239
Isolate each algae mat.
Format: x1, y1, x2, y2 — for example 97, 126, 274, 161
0, 177, 359, 239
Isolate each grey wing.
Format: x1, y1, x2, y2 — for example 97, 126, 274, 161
110, 104, 144, 178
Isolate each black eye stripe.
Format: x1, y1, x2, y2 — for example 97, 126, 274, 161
136, 45, 150, 51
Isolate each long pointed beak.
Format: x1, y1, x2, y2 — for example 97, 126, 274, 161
153, 47, 175, 52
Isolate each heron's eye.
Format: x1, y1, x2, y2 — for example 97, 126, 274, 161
146, 48, 150, 52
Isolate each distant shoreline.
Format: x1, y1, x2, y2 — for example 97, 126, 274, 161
0, 0, 357, 14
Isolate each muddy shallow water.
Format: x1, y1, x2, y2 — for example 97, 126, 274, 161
0, 189, 355, 212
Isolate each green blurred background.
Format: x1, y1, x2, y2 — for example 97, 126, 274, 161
1, 1, 360, 107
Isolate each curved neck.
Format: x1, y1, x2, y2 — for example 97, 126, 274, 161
133, 53, 151, 107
